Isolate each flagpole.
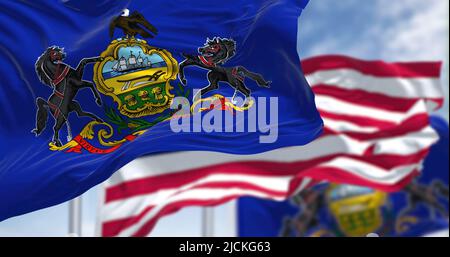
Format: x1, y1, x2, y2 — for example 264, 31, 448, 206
229, 200, 237, 237
68, 196, 82, 237
202, 207, 214, 237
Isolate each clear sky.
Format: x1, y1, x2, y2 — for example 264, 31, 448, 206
0, 0, 448, 236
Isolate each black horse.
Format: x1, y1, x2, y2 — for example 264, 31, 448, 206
399, 180, 449, 219
32, 46, 103, 147
179, 37, 271, 106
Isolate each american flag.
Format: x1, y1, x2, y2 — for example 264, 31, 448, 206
97, 55, 443, 237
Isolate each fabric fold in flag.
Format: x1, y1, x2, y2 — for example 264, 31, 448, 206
238, 115, 449, 237
97, 55, 443, 236
0, 0, 321, 221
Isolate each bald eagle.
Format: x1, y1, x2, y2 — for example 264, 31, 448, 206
109, 9, 158, 39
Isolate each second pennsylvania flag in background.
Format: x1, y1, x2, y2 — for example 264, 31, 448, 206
0, 0, 324, 221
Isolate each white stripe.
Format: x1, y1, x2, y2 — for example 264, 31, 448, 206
371, 126, 439, 155
105, 136, 371, 187
106, 125, 434, 187
114, 155, 421, 236
323, 118, 379, 133
318, 157, 420, 184
101, 174, 292, 221
95, 184, 106, 237
316, 95, 427, 123
306, 69, 443, 98
102, 148, 427, 222
99, 129, 433, 233
292, 177, 312, 196
115, 188, 288, 237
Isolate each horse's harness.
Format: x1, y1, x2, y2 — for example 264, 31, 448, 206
198, 56, 244, 82
198, 55, 216, 67
41, 62, 73, 141
41, 63, 70, 120
231, 68, 245, 82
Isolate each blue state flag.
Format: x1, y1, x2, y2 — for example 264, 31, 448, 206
238, 116, 449, 237
0, 0, 322, 220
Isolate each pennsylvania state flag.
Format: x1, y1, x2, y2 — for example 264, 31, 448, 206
0, 0, 322, 220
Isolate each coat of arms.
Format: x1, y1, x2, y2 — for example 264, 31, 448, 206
32, 9, 266, 154
32, 9, 182, 154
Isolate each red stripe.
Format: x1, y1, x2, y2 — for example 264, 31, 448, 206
102, 182, 288, 236
321, 112, 429, 135
129, 191, 293, 237
105, 163, 303, 203
131, 196, 248, 237
298, 167, 420, 193
322, 113, 430, 140
103, 170, 417, 237
319, 110, 396, 129
301, 55, 442, 78
313, 85, 443, 112
102, 165, 420, 236
105, 147, 430, 203
102, 205, 155, 237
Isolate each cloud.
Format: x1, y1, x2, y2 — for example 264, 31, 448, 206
374, 0, 448, 61
299, 0, 449, 120
373, 0, 449, 119
300, 0, 448, 60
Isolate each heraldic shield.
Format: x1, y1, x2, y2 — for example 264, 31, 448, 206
94, 38, 178, 118
326, 184, 388, 237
